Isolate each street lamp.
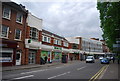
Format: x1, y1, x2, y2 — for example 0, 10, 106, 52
115, 28, 120, 64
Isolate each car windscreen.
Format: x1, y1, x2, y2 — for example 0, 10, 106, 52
87, 57, 93, 59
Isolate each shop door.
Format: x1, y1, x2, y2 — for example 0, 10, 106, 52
29, 52, 35, 64
16, 52, 21, 65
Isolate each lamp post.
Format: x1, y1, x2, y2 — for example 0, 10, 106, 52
115, 28, 120, 64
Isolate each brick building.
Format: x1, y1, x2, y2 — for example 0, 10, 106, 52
1, 2, 28, 66
1, 1, 110, 67
41, 29, 69, 63
24, 13, 42, 65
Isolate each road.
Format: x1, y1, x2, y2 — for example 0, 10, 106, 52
2, 60, 108, 80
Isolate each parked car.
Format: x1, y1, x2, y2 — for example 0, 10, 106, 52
106, 56, 111, 61
99, 57, 103, 60
86, 56, 95, 63
100, 58, 109, 64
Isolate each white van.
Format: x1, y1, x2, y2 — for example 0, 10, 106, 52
86, 56, 95, 63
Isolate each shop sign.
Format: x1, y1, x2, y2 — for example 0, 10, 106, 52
54, 46, 62, 50
113, 44, 120, 47
0, 57, 12, 62
0, 44, 8, 47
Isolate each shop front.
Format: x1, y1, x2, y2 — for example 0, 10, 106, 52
41, 50, 51, 63
52, 46, 62, 62
52, 52, 62, 62
69, 49, 80, 60
0, 40, 17, 66
62, 48, 70, 63
29, 50, 37, 64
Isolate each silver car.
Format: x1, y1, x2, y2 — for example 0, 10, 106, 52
86, 56, 95, 63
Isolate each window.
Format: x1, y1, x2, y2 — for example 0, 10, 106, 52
1, 25, 9, 38
54, 39, 61, 45
64, 42, 68, 47
15, 29, 21, 40
16, 13, 23, 23
54, 39, 57, 44
3, 7, 11, 19
58, 40, 61, 45
0, 52, 13, 62
44, 36, 47, 42
42, 35, 51, 43
72, 43, 78, 49
30, 27, 39, 40
47, 37, 51, 43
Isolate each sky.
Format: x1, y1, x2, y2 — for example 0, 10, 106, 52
12, 0, 103, 39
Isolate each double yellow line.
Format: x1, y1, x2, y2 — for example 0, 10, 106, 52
89, 65, 108, 81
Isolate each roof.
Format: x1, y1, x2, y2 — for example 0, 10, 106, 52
2, 2, 28, 14
65, 37, 79, 44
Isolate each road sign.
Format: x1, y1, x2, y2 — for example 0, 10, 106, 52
113, 44, 120, 47
116, 41, 120, 44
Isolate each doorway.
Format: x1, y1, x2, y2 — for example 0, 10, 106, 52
29, 51, 36, 64
16, 51, 21, 65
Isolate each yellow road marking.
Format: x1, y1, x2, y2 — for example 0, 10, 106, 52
89, 65, 108, 81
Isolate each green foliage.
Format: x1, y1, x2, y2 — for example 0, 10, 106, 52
97, 2, 120, 52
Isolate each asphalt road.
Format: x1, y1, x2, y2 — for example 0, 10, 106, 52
2, 60, 106, 80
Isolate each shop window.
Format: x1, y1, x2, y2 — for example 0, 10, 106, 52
3, 7, 11, 19
16, 13, 23, 23
0, 53, 12, 62
15, 29, 21, 40
30, 27, 39, 41
1, 25, 9, 38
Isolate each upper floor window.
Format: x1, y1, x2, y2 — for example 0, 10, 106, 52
16, 13, 23, 23
3, 7, 11, 19
15, 29, 21, 40
54, 39, 61, 45
72, 43, 79, 49
42, 35, 51, 43
63, 42, 68, 47
1, 25, 9, 38
48, 37, 51, 43
30, 27, 39, 40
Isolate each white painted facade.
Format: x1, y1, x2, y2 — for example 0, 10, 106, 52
25, 13, 42, 50
25, 39, 41, 49
65, 37, 79, 44
27, 13, 42, 31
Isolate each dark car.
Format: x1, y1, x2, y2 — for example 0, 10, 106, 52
100, 58, 109, 64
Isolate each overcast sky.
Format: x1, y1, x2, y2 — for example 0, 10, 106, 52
12, 0, 103, 39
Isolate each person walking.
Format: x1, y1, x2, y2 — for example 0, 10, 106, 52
40, 57, 45, 65
112, 56, 115, 63
44, 56, 48, 63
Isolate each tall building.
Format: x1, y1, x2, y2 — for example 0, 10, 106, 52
1, 2, 28, 66
41, 29, 69, 63
25, 13, 42, 65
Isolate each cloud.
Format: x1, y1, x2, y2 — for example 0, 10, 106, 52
13, 0, 103, 39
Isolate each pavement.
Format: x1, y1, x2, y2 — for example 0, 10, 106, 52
2, 60, 78, 72
98, 60, 120, 80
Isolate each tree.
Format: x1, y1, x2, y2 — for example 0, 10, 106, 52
97, 1, 120, 52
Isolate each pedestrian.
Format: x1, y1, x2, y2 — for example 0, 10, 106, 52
48, 57, 50, 63
44, 56, 48, 63
112, 57, 115, 63
70, 57, 73, 61
40, 57, 45, 65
